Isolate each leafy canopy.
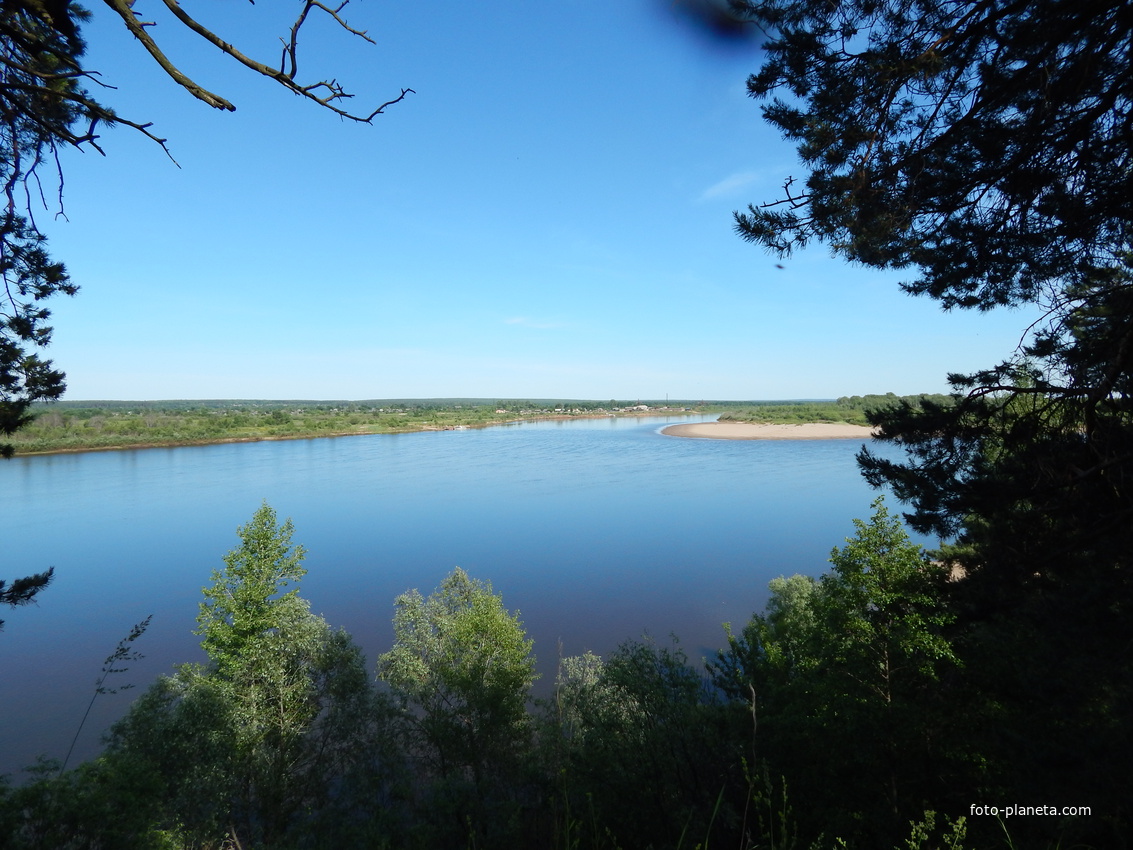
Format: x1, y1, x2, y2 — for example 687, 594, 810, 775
714, 498, 955, 705
732, 0, 1133, 602
106, 502, 380, 847
378, 567, 537, 775
733, 0, 1130, 311
196, 501, 307, 675
710, 498, 959, 843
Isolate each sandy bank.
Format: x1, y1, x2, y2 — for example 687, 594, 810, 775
661, 421, 877, 440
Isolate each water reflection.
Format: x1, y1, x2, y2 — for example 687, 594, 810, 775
1, 415, 898, 777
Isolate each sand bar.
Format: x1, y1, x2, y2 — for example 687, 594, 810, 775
662, 421, 877, 440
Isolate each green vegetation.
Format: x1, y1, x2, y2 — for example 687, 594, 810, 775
0, 0, 406, 457
1, 505, 397, 848
728, 0, 1133, 836
0, 502, 1106, 848
712, 499, 963, 845
377, 568, 537, 845
9, 399, 661, 453
6, 396, 954, 454
716, 394, 953, 426
0, 0, 407, 643
3, 0, 1128, 843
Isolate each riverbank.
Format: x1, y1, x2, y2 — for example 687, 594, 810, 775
9, 410, 703, 456
662, 422, 877, 440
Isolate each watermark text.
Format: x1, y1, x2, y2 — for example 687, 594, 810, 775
969, 804, 1090, 818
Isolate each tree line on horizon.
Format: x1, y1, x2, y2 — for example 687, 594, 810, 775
720, 393, 954, 426
4, 397, 941, 454
2, 0, 1130, 845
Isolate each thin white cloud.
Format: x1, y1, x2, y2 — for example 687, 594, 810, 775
697, 170, 761, 202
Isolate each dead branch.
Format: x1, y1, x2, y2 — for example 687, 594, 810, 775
100, 0, 236, 111
100, 0, 413, 122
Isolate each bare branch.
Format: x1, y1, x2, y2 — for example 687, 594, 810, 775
759, 176, 810, 211
123, 0, 416, 123
99, 0, 236, 111
282, 1, 376, 79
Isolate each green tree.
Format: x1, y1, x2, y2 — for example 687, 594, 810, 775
102, 504, 389, 848
732, 1, 1132, 836
1, 0, 412, 632
712, 500, 959, 845
549, 638, 746, 850
729, 0, 1133, 579
732, 0, 1128, 310
0, 1, 91, 457
377, 567, 536, 843
711, 572, 821, 715
196, 502, 307, 677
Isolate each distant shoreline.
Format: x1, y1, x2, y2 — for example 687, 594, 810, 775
11, 411, 702, 457
662, 422, 877, 440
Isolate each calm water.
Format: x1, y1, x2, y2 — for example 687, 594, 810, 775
1, 415, 907, 777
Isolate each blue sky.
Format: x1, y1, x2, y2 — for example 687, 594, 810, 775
38, 0, 1035, 401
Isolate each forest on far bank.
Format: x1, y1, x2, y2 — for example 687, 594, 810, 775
2, 0, 1130, 845
718, 393, 954, 426
7, 396, 945, 454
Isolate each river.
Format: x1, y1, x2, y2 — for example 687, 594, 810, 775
1, 414, 906, 777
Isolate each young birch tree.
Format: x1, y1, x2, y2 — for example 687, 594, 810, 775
107, 503, 381, 847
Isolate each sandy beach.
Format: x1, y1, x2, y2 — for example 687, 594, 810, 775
662, 421, 877, 440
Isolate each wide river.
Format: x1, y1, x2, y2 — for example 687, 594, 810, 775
1, 415, 913, 777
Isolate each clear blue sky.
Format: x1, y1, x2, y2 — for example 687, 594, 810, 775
39, 0, 1034, 401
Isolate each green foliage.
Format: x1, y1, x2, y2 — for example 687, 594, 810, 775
856, 287, 1133, 840
548, 637, 748, 850
95, 504, 392, 848
0, 754, 184, 850
732, 0, 1128, 310
0, 218, 77, 459
0, 0, 92, 458
719, 395, 952, 426
0, 567, 53, 632
8, 399, 695, 453
820, 500, 957, 692
901, 811, 968, 850
196, 502, 307, 677
711, 500, 961, 845
11, 397, 997, 454
721, 401, 868, 425
5, 501, 1110, 846
377, 567, 537, 844
732, 2, 1132, 838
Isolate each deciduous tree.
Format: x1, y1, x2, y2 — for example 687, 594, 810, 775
105, 503, 386, 847
196, 501, 308, 677
711, 499, 959, 844
731, 3, 1132, 833
551, 638, 745, 849
377, 567, 536, 843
